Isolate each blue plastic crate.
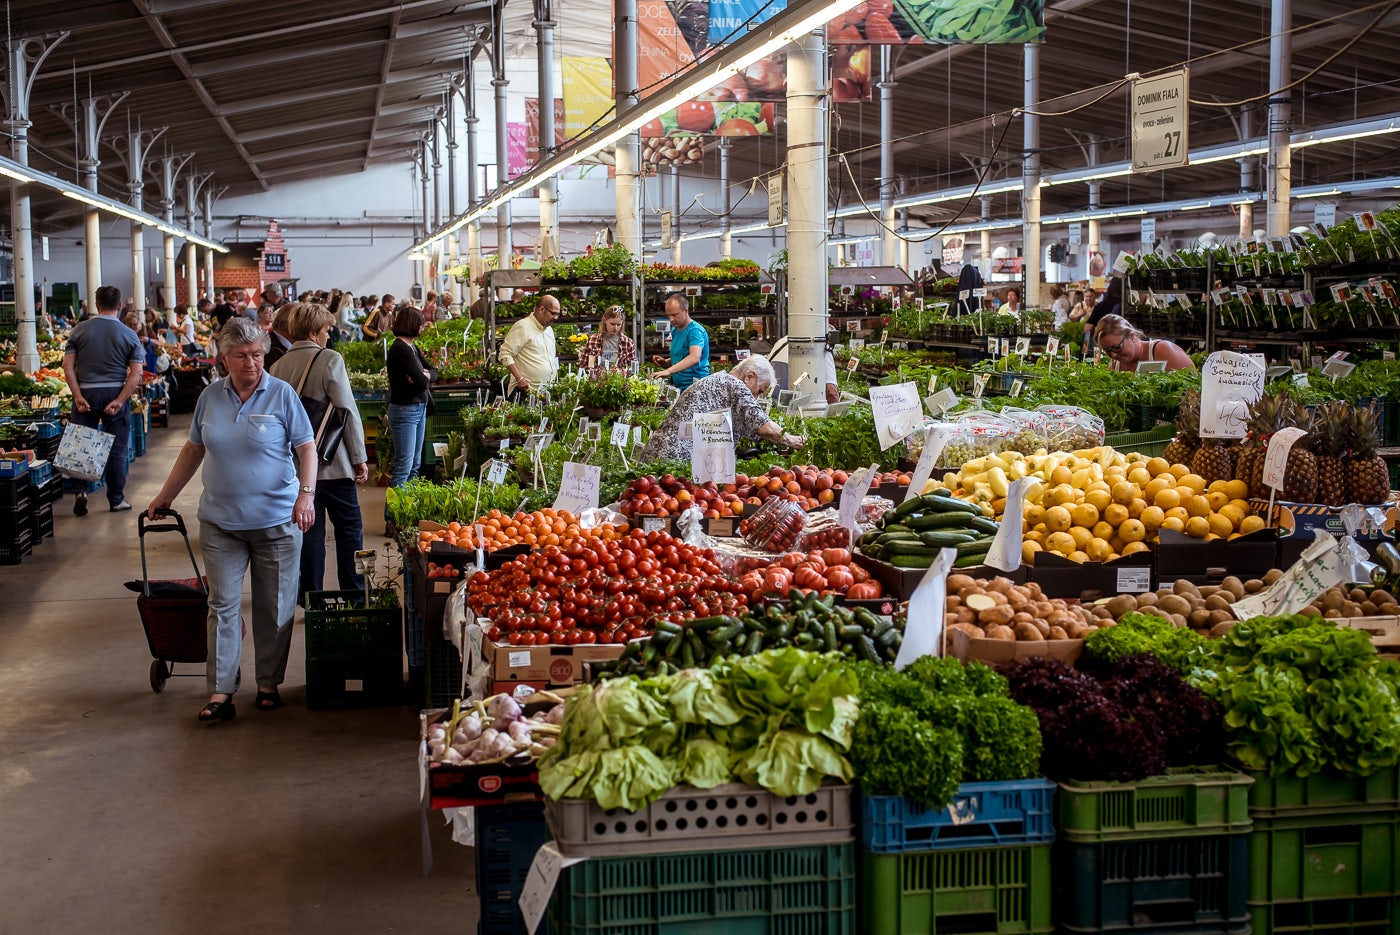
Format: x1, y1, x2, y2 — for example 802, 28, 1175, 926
133, 433, 147, 457
476, 801, 552, 935
61, 477, 103, 494
861, 779, 1057, 854
13, 405, 60, 423
30, 420, 62, 440
27, 460, 52, 487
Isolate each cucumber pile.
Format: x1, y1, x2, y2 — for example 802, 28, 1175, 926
594, 590, 903, 680
857, 490, 1000, 569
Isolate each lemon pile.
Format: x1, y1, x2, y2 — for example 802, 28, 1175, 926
938, 447, 1268, 565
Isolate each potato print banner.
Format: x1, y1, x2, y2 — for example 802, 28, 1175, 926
827, 0, 1044, 44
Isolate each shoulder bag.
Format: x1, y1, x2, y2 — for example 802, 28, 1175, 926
294, 349, 348, 464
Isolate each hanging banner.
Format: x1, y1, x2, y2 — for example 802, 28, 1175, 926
827, 0, 1044, 44
506, 122, 529, 179
525, 98, 565, 165
562, 57, 614, 140
708, 0, 787, 44
831, 45, 873, 102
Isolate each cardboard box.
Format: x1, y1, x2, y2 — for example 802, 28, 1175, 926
421, 707, 544, 808
1155, 528, 1279, 585
632, 507, 756, 539
1030, 550, 1155, 600
944, 626, 1084, 666
853, 551, 1028, 601
481, 634, 627, 686
1250, 499, 1393, 541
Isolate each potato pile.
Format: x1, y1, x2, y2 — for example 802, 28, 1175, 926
945, 574, 1100, 642
1091, 572, 1400, 638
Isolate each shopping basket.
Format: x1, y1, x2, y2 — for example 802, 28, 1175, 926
128, 508, 239, 693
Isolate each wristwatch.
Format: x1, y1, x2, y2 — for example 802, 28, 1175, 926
299, 485, 315, 494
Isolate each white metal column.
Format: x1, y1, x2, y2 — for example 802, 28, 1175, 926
1266, 0, 1292, 237
76, 95, 125, 312
785, 30, 829, 412
878, 46, 897, 268
671, 165, 683, 264
536, 0, 558, 260
121, 126, 165, 312
1237, 110, 1255, 238
614, 0, 641, 259
463, 40, 482, 304
492, 10, 513, 266
445, 82, 463, 307
1086, 140, 1101, 269
719, 138, 732, 259
1021, 43, 1042, 306
203, 185, 218, 303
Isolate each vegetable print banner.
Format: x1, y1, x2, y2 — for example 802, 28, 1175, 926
828, 0, 1045, 44
562, 57, 614, 140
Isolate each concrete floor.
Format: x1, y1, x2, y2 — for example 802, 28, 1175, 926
0, 413, 477, 934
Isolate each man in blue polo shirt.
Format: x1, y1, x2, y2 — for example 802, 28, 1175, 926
652, 293, 709, 389
63, 284, 144, 515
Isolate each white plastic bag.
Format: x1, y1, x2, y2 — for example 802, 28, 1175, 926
54, 422, 114, 481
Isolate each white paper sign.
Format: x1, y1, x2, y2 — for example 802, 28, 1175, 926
553, 461, 601, 514
1263, 426, 1308, 491
610, 422, 631, 447
1322, 360, 1356, 381
925, 386, 957, 417
690, 411, 735, 485
849, 338, 865, 351
838, 463, 879, 538
1014, 337, 1031, 357
519, 842, 585, 934
971, 374, 990, 400
905, 426, 951, 503
1199, 351, 1266, 439
895, 548, 956, 668
486, 459, 509, 484
1232, 533, 1344, 620
868, 382, 924, 450
1045, 336, 1060, 357
984, 477, 1029, 572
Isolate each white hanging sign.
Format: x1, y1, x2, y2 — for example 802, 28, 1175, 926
1262, 427, 1308, 492
895, 548, 957, 667
554, 461, 601, 514
867, 381, 924, 450
1198, 351, 1265, 440
690, 411, 735, 485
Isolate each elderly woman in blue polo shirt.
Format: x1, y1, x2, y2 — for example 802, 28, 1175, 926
148, 316, 318, 723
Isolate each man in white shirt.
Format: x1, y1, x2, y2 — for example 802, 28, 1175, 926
499, 294, 560, 398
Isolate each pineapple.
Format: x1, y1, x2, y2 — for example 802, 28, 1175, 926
1191, 439, 1235, 485
1281, 403, 1318, 504
1347, 405, 1391, 505
1163, 390, 1201, 468
1239, 394, 1289, 499
1314, 401, 1349, 506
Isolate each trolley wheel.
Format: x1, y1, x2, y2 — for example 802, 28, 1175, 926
150, 659, 169, 693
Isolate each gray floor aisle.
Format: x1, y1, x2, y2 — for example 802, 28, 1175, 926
0, 412, 475, 934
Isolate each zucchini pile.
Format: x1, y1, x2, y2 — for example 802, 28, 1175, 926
594, 590, 903, 680
858, 490, 1000, 569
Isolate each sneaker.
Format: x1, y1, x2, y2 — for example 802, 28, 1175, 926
73, 492, 88, 516
109, 500, 133, 513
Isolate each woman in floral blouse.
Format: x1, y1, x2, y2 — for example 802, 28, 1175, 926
581, 306, 637, 378
639, 356, 804, 462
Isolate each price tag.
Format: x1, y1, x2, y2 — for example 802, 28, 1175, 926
486, 459, 509, 485
986, 337, 998, 354
685, 285, 702, 297
1263, 426, 1308, 491
904, 426, 950, 503
631, 440, 645, 462
999, 339, 1010, 357
553, 461, 601, 514
353, 549, 377, 575
1010, 378, 1024, 397
847, 356, 859, 373
868, 382, 924, 450
971, 374, 990, 400
880, 329, 889, 344
432, 442, 449, 458
632, 426, 643, 446
973, 287, 987, 298
849, 338, 865, 351
925, 386, 957, 417
958, 289, 970, 302
1116, 566, 1152, 593
586, 423, 602, 442
1014, 337, 1031, 357
891, 296, 901, 310
838, 463, 880, 538
524, 432, 554, 451
641, 516, 667, 532
915, 297, 925, 311
1232, 533, 1344, 620
499, 438, 511, 451
1045, 336, 1060, 357
518, 843, 585, 935
1322, 360, 1356, 381
691, 411, 735, 484
895, 548, 956, 667
610, 422, 631, 447
846, 319, 860, 332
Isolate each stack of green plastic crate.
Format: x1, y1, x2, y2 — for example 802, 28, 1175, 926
1054, 766, 1253, 935
1246, 767, 1400, 935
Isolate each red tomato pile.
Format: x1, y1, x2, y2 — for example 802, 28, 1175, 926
619, 474, 746, 520
736, 548, 885, 601
734, 465, 847, 511
468, 529, 748, 645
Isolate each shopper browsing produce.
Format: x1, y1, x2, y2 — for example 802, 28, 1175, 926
652, 293, 710, 389
386, 307, 437, 490
146, 316, 317, 723
499, 294, 560, 397
638, 355, 804, 461
1068, 286, 1098, 322
267, 302, 370, 598
581, 305, 637, 377
1094, 314, 1195, 372
360, 294, 395, 341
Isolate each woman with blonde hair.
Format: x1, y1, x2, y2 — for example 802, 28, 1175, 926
1093, 314, 1194, 372
581, 305, 637, 378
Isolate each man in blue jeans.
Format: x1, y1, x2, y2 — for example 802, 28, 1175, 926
62, 285, 144, 515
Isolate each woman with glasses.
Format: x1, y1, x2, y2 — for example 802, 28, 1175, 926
1093, 314, 1194, 372
638, 356, 804, 462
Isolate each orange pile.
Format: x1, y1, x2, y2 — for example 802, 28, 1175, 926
418, 508, 627, 552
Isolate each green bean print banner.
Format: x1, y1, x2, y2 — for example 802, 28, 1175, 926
893, 0, 1044, 45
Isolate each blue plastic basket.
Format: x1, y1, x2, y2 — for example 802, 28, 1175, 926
861, 779, 1057, 854
30, 421, 62, 440
27, 459, 52, 487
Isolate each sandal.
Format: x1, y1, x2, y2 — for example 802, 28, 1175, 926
198, 698, 236, 723
255, 690, 283, 711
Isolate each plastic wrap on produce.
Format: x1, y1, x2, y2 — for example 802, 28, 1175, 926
998, 406, 1051, 453
856, 496, 895, 527
1036, 404, 1105, 450
577, 506, 629, 531
796, 507, 852, 552
740, 496, 807, 552
443, 572, 479, 646
674, 504, 717, 548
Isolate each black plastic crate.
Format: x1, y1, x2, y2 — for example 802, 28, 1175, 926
0, 472, 31, 509
0, 500, 35, 538
0, 527, 34, 565
476, 801, 552, 935
37, 476, 61, 505
424, 640, 463, 710
30, 502, 53, 541
305, 657, 404, 709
